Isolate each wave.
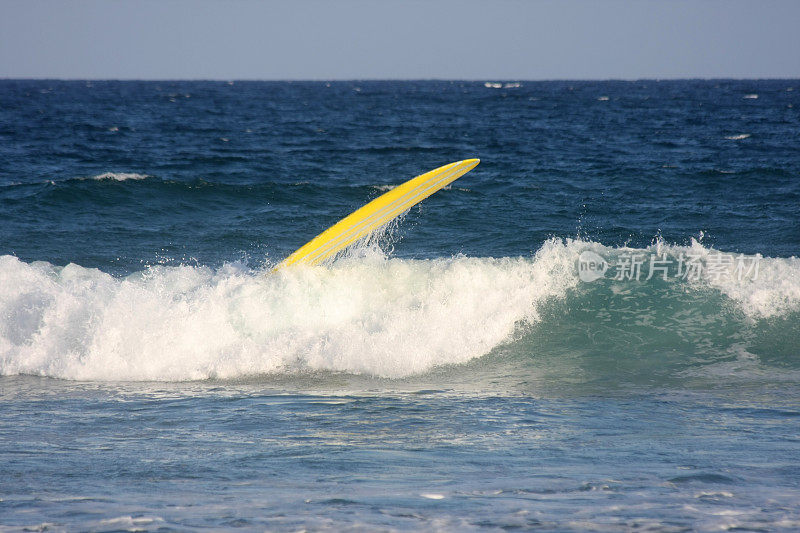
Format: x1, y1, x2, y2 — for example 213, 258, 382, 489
0, 239, 798, 382
89, 172, 150, 181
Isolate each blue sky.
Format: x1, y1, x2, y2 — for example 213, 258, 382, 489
1, 0, 798, 79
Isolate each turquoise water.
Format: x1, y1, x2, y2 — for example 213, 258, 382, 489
1, 80, 799, 530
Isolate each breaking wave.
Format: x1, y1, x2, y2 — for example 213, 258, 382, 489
1, 239, 798, 381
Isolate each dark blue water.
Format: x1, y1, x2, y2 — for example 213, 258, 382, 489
1, 80, 799, 531
3, 80, 798, 269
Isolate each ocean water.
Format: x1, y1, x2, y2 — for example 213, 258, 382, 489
1, 80, 799, 531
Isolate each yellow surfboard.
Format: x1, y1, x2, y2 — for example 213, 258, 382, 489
277, 159, 480, 268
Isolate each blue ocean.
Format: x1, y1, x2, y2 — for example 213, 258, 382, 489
1, 80, 799, 531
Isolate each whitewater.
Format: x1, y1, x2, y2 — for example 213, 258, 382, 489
2, 238, 798, 382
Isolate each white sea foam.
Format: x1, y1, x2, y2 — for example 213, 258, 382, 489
97, 516, 164, 528
482, 81, 522, 89
1, 239, 796, 382
724, 134, 750, 140
90, 172, 150, 181
743, 94, 758, 99
0, 240, 578, 381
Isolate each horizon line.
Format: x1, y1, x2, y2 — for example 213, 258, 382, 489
2, 77, 799, 83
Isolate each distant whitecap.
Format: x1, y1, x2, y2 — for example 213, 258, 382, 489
724, 134, 751, 140
91, 172, 149, 181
